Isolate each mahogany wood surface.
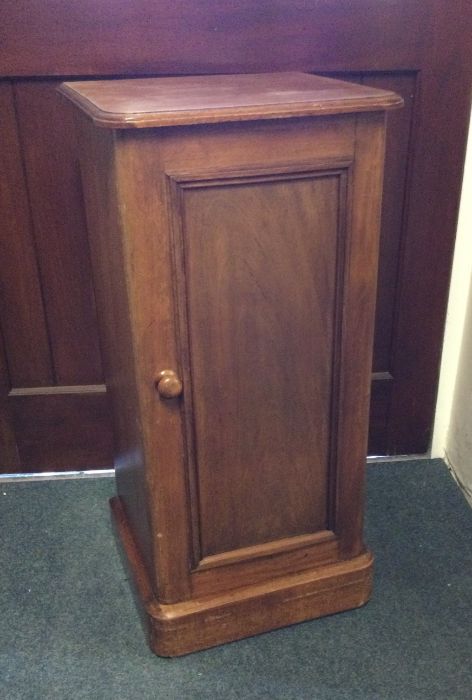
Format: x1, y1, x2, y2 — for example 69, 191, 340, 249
13, 83, 103, 386
66, 73, 396, 654
9, 385, 113, 471
0, 1, 471, 471
0, 81, 110, 470
111, 495, 373, 657
0, 83, 53, 388
74, 118, 156, 576
59, 73, 401, 127
180, 171, 337, 555
0, 333, 20, 470
0, 1, 451, 78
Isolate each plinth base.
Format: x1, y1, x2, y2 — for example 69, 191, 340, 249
110, 496, 373, 657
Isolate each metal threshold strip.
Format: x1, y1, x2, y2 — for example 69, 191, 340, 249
0, 453, 432, 482
0, 469, 115, 483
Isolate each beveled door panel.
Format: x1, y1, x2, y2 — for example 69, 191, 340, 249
169, 165, 349, 560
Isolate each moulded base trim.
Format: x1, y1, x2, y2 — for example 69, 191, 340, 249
110, 495, 373, 657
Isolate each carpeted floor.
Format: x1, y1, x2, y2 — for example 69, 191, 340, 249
0, 459, 471, 700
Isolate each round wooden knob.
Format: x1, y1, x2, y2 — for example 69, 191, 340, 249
155, 370, 183, 399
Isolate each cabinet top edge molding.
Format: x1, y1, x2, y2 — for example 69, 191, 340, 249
59, 72, 403, 129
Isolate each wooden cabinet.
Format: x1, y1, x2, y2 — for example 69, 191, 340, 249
61, 73, 401, 656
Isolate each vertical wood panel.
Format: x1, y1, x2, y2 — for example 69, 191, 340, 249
9, 387, 113, 471
0, 81, 53, 387
0, 1, 425, 77
14, 81, 103, 385
363, 73, 417, 453
180, 173, 340, 556
0, 328, 20, 470
336, 113, 386, 555
365, 73, 416, 374
74, 117, 155, 572
388, 2, 472, 452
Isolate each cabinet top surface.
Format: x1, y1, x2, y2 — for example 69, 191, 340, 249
59, 72, 402, 129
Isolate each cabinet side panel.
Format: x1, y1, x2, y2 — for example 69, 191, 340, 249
75, 115, 154, 580
180, 173, 341, 556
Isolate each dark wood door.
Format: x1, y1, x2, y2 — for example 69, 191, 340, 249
0, 1, 471, 471
175, 170, 340, 556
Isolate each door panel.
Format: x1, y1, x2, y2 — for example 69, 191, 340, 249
13, 82, 103, 385
178, 172, 342, 556
365, 73, 417, 453
0, 1, 471, 471
0, 82, 53, 387
0, 80, 113, 472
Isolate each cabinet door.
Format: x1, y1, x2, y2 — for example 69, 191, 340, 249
157, 114, 383, 596
170, 167, 344, 562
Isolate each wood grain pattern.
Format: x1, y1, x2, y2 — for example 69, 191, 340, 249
94, 112, 369, 603
66, 72, 393, 653
74, 116, 156, 577
14, 82, 103, 385
0, 82, 53, 388
174, 170, 341, 556
191, 531, 340, 598
334, 112, 386, 556
0, 331, 20, 470
387, 1, 472, 452
368, 73, 416, 373
111, 494, 372, 657
365, 73, 416, 454
9, 386, 113, 470
0, 81, 111, 472
59, 73, 402, 128
0, 1, 429, 78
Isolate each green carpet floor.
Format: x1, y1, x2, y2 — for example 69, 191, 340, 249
0, 459, 471, 699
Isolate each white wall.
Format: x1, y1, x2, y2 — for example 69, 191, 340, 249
446, 277, 472, 502
431, 112, 472, 500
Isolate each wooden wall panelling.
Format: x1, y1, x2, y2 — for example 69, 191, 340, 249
0, 1, 471, 468
0, 1, 425, 77
367, 73, 416, 372
8, 385, 113, 471
0, 329, 20, 470
363, 72, 417, 454
386, 4, 472, 452
0, 80, 114, 472
326, 71, 418, 453
13, 81, 103, 385
0, 81, 53, 387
